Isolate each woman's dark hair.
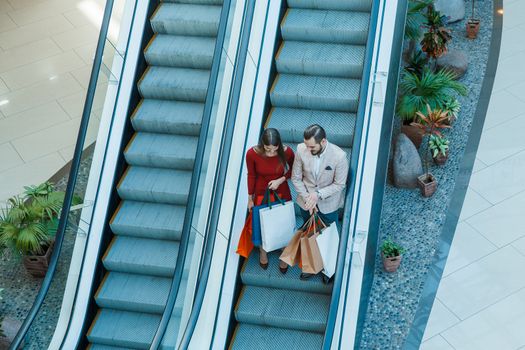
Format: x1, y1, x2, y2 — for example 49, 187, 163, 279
254, 128, 288, 170
304, 124, 326, 144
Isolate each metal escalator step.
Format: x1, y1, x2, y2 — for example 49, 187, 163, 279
103, 236, 179, 277
124, 132, 197, 170
111, 200, 185, 240
88, 344, 135, 350
131, 99, 203, 135
270, 74, 360, 112
235, 286, 330, 333
117, 166, 191, 205
230, 324, 323, 350
95, 272, 172, 314
267, 107, 356, 148
87, 309, 160, 349
276, 41, 365, 78
163, 0, 223, 4
151, 3, 221, 37
281, 9, 370, 45
287, 0, 372, 11
145, 34, 215, 69
138, 67, 209, 102
240, 251, 332, 295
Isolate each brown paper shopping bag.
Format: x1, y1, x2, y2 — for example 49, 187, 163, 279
279, 228, 303, 267
300, 231, 324, 274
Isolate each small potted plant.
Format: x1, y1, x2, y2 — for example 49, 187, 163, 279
0, 182, 74, 277
466, 0, 480, 39
429, 135, 450, 165
412, 104, 451, 197
380, 238, 405, 273
442, 96, 461, 125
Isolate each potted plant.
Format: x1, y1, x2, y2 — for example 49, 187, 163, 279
397, 69, 467, 147
0, 182, 72, 277
380, 238, 405, 272
405, 49, 429, 79
442, 96, 461, 125
429, 135, 450, 165
412, 105, 451, 197
466, 0, 480, 39
420, 4, 452, 69
404, 0, 432, 58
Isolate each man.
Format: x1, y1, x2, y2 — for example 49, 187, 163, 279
291, 124, 349, 281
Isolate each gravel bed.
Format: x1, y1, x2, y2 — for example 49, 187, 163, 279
359, 1, 494, 348
0, 152, 93, 349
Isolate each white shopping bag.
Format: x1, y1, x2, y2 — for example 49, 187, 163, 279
316, 223, 339, 278
259, 201, 296, 252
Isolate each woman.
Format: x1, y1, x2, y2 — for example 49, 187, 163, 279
246, 128, 294, 273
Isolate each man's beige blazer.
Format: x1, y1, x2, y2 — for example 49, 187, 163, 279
291, 142, 349, 213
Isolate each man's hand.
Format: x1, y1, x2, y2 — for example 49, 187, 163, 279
304, 192, 318, 210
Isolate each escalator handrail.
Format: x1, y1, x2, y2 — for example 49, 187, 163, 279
148, 1, 234, 348
174, 1, 256, 348
9, 0, 116, 348
321, 0, 383, 348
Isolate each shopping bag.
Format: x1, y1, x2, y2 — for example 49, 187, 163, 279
300, 230, 324, 274
259, 200, 296, 252
236, 212, 254, 258
316, 223, 339, 278
251, 190, 283, 246
279, 228, 302, 267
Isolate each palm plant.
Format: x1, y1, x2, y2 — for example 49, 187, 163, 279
405, 0, 432, 41
420, 4, 452, 66
397, 68, 468, 122
0, 182, 64, 256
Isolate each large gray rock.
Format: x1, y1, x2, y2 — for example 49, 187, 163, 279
434, 0, 465, 23
437, 49, 468, 78
393, 133, 423, 189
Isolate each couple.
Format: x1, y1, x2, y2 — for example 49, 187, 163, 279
246, 124, 349, 280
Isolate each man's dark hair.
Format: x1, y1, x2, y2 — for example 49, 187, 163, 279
303, 124, 326, 144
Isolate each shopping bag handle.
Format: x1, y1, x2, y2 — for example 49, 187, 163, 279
264, 189, 284, 209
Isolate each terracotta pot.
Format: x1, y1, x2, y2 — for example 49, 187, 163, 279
417, 173, 437, 197
401, 125, 424, 149
23, 240, 54, 277
466, 19, 480, 39
381, 252, 402, 272
433, 149, 449, 166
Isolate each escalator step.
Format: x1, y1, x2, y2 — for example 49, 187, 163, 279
240, 251, 332, 295
111, 200, 185, 240
276, 41, 365, 78
131, 99, 203, 136
235, 286, 330, 333
124, 132, 197, 170
164, 0, 223, 4
87, 309, 160, 349
88, 344, 135, 350
95, 272, 172, 314
103, 236, 179, 277
230, 324, 323, 350
151, 3, 221, 37
117, 166, 191, 205
281, 9, 370, 45
287, 0, 372, 11
270, 74, 360, 112
145, 34, 215, 69
267, 107, 356, 148
138, 67, 209, 102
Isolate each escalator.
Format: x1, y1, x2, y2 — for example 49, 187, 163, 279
85, 0, 225, 348
229, 0, 372, 348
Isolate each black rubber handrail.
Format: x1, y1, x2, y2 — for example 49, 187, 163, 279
173, 1, 256, 348
321, 1, 382, 348
9, 0, 116, 348
148, 1, 234, 348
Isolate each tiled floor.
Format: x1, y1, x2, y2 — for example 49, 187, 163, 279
422, 1, 525, 349
0, 0, 107, 204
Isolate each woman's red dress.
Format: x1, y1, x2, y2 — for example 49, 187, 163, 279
246, 147, 294, 202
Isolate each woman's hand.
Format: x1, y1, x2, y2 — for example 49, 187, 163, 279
248, 196, 255, 210
268, 177, 285, 191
